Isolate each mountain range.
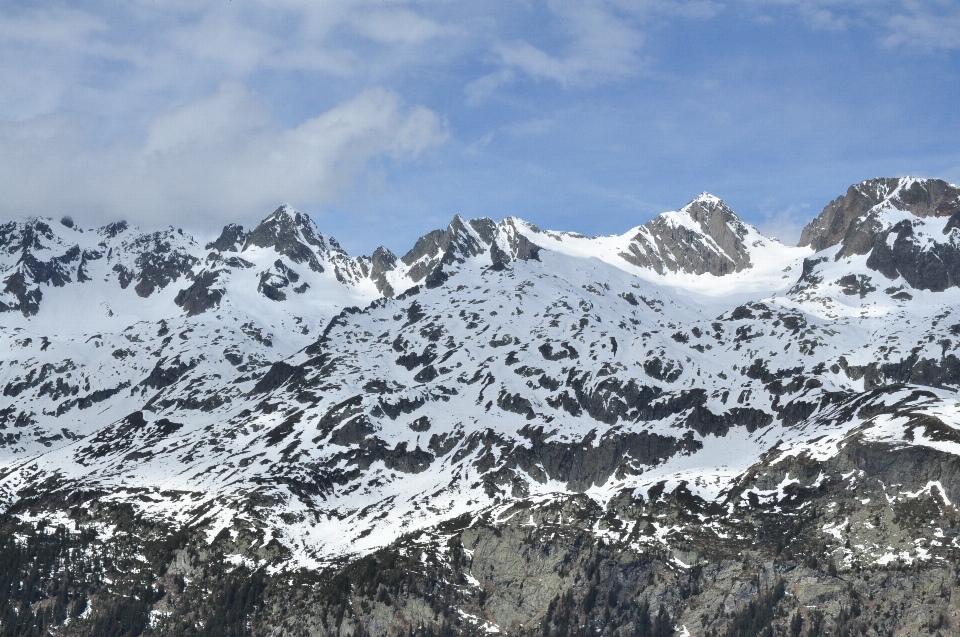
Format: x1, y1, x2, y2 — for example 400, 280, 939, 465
1, 176, 960, 637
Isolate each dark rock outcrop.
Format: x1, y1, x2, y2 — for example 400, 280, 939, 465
206, 223, 246, 252
397, 216, 542, 287
244, 205, 327, 273
124, 230, 199, 298
174, 270, 224, 316
798, 177, 960, 252
369, 246, 398, 296
499, 426, 701, 491
866, 219, 960, 291
400, 216, 488, 283
792, 178, 960, 292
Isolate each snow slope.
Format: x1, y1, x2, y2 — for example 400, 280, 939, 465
2, 180, 960, 569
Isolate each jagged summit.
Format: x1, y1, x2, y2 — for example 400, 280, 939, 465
384, 214, 541, 293
795, 177, 960, 293
0, 193, 811, 320
628, 192, 753, 276
6, 177, 960, 322
0, 216, 199, 316
799, 176, 960, 251
244, 204, 334, 273
0, 179, 926, 324
519, 193, 802, 288
692, 191, 723, 204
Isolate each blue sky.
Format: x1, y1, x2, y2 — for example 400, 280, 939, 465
2, 1, 959, 255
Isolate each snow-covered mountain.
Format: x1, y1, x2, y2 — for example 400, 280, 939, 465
2, 178, 960, 637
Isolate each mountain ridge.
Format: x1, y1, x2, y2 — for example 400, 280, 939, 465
0, 190, 804, 322
1, 176, 960, 637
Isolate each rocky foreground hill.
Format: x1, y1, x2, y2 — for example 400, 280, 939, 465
1, 177, 960, 637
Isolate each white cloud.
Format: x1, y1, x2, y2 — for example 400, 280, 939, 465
465, 69, 515, 106
0, 6, 107, 49
0, 0, 957, 244
741, 0, 960, 45
0, 6, 125, 119
141, 80, 269, 155
495, 40, 577, 84
168, 6, 279, 75
885, 4, 960, 50
0, 83, 447, 230
474, 0, 645, 96
0, 1, 459, 121
466, 0, 723, 102
349, 8, 451, 45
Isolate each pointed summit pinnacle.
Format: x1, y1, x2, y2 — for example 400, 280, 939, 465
265, 203, 301, 222
690, 192, 725, 208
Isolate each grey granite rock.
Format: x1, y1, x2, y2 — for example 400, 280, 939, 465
620, 195, 752, 276
799, 177, 960, 252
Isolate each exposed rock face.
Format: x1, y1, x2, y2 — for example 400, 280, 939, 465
244, 205, 328, 273
620, 194, 752, 275
493, 218, 541, 263
400, 215, 489, 284
795, 177, 960, 292
0, 219, 79, 315
799, 176, 960, 252
865, 218, 960, 291
385, 215, 542, 293
2, 250, 78, 316
244, 205, 377, 288
126, 230, 200, 298
0, 200, 777, 320
205, 223, 246, 252
100, 220, 129, 238
4, 417, 958, 637
76, 248, 101, 283
174, 270, 224, 316
369, 246, 398, 296
0, 206, 443, 316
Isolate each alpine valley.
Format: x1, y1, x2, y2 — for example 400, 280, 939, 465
2, 177, 960, 637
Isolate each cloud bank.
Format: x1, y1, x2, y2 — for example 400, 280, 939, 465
0, 83, 446, 231
0, 0, 958, 249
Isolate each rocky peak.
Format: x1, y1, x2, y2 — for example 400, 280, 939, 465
0, 218, 85, 316
490, 217, 541, 267
112, 227, 200, 299
243, 205, 330, 273
792, 177, 960, 294
8, 187, 960, 637
206, 224, 246, 253
619, 193, 752, 276
398, 215, 490, 286
683, 193, 751, 250
400, 216, 486, 266
369, 246, 398, 296
99, 220, 130, 239
468, 217, 498, 245
798, 177, 960, 252
243, 205, 374, 288
391, 215, 544, 290
0, 218, 63, 257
